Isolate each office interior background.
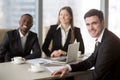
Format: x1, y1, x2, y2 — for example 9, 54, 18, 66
0, 0, 119, 57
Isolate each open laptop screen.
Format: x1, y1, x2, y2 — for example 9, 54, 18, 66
51, 42, 80, 63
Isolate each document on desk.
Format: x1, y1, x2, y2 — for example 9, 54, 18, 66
26, 58, 65, 72
26, 58, 53, 64
46, 66, 64, 72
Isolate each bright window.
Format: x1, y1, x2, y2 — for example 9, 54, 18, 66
43, 0, 100, 56
0, 0, 37, 32
109, 0, 120, 38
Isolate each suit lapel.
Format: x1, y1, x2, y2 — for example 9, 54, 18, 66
101, 29, 108, 43
94, 29, 107, 57
24, 33, 30, 51
24, 32, 33, 52
56, 28, 62, 47
15, 30, 24, 52
93, 42, 102, 61
94, 29, 108, 54
94, 42, 101, 53
56, 28, 71, 48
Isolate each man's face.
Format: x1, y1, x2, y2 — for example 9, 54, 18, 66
19, 15, 33, 34
85, 16, 104, 38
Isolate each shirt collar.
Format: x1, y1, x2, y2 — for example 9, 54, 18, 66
19, 29, 29, 38
96, 28, 105, 43
56, 24, 71, 32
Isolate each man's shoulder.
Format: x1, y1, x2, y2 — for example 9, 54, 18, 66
7, 29, 18, 34
29, 31, 37, 35
102, 29, 120, 47
104, 29, 119, 41
29, 31, 37, 37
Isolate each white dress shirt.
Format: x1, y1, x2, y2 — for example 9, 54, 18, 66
19, 30, 29, 49
57, 24, 71, 46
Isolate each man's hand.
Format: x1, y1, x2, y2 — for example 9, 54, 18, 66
51, 66, 69, 77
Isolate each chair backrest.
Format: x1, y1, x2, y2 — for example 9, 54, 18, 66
0, 28, 12, 44
42, 26, 53, 57
43, 26, 50, 42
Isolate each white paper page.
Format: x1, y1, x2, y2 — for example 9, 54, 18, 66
26, 58, 53, 64
46, 66, 64, 72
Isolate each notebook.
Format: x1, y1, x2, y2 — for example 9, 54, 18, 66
51, 42, 80, 64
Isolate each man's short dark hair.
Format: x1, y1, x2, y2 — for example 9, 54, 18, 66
22, 14, 33, 18
21, 13, 33, 24
84, 9, 104, 22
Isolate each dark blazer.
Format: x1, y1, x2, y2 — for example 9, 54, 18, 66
0, 29, 41, 62
70, 28, 120, 80
42, 25, 84, 57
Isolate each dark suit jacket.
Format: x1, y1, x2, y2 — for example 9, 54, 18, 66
70, 28, 120, 80
42, 25, 84, 57
0, 29, 41, 62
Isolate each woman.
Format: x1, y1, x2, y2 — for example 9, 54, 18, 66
42, 6, 84, 57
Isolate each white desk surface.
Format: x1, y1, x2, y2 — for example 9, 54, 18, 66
0, 56, 91, 80
0, 62, 51, 80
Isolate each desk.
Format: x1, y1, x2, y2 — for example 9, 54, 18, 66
0, 58, 92, 80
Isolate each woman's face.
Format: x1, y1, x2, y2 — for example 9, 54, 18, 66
59, 9, 72, 25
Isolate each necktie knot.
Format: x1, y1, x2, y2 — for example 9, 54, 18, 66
95, 38, 99, 46
94, 38, 100, 53
95, 38, 98, 41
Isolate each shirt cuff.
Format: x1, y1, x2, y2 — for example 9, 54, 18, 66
66, 64, 72, 71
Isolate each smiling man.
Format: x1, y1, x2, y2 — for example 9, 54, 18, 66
0, 14, 42, 62
51, 9, 120, 80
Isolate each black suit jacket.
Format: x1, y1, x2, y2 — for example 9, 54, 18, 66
71, 29, 120, 80
0, 29, 41, 62
42, 25, 84, 57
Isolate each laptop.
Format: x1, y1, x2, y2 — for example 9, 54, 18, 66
51, 42, 80, 64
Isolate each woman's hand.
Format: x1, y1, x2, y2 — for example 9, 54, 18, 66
50, 49, 67, 57
50, 50, 61, 57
